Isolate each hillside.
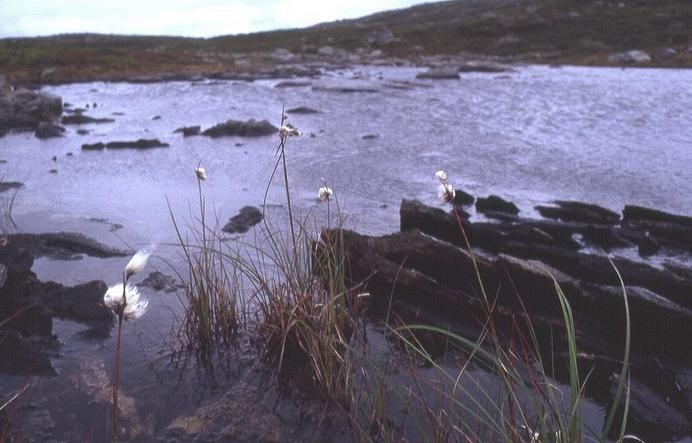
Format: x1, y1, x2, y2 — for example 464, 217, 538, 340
1, 0, 690, 84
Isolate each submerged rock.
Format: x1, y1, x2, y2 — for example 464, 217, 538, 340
0, 181, 23, 194
222, 206, 263, 234
173, 125, 201, 137
139, 271, 181, 293
61, 113, 115, 125
286, 106, 321, 114
202, 119, 277, 138
274, 80, 311, 88
312, 79, 380, 93
416, 68, 460, 80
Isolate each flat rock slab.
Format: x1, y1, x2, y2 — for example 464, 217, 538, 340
222, 206, 263, 234
82, 139, 169, 150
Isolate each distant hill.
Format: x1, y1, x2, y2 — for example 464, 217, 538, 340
1, 0, 690, 84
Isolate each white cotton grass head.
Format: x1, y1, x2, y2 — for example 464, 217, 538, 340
279, 125, 301, 139
435, 170, 447, 183
124, 249, 151, 279
195, 166, 207, 181
438, 183, 456, 204
103, 283, 149, 320
318, 186, 333, 202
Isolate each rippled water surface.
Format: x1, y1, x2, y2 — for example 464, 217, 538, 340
1, 64, 691, 440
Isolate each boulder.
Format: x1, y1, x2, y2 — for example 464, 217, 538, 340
0, 88, 62, 135
35, 121, 65, 139
452, 188, 475, 206
476, 195, 519, 215
367, 28, 395, 46
222, 206, 263, 234
202, 119, 277, 138
608, 50, 652, 64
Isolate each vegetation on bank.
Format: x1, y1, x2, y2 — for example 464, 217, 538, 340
159, 113, 635, 442
1, 0, 691, 84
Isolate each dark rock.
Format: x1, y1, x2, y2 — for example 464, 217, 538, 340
628, 220, 692, 252
202, 119, 278, 138
82, 139, 169, 150
48, 169, 57, 174
476, 195, 519, 215
81, 142, 105, 151
416, 68, 460, 80
400, 199, 470, 248
362, 134, 379, 140
35, 122, 65, 139
76, 129, 90, 135
61, 114, 115, 125
588, 285, 692, 364
0, 181, 23, 194
637, 234, 660, 256
105, 139, 169, 149
151, 115, 161, 120
452, 188, 475, 206
222, 206, 264, 234
607, 374, 689, 442
286, 106, 321, 114
623, 205, 692, 228
173, 125, 201, 137
536, 201, 620, 225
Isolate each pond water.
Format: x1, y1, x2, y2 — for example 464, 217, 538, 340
1, 64, 691, 441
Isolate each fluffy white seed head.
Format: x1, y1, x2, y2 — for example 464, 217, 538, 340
125, 249, 151, 279
279, 125, 301, 139
195, 167, 207, 181
318, 186, 333, 202
438, 183, 456, 204
435, 170, 447, 183
103, 283, 149, 320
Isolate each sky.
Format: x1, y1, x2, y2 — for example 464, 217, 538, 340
0, 0, 425, 38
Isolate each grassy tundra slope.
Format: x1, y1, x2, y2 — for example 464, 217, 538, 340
1, 0, 691, 84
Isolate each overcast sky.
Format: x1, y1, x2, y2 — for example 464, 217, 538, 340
0, 0, 425, 38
